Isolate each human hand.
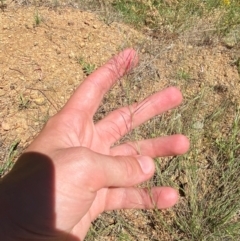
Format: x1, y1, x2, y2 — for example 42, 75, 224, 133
0, 49, 189, 241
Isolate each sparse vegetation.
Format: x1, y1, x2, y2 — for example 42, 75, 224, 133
151, 92, 240, 240
111, 0, 240, 37
0, 0, 7, 11
0, 140, 20, 177
1, 0, 240, 240
78, 57, 96, 76
84, 1, 240, 240
18, 93, 30, 110
233, 57, 240, 75
34, 9, 41, 26
176, 69, 191, 81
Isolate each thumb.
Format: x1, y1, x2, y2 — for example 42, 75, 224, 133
71, 147, 155, 192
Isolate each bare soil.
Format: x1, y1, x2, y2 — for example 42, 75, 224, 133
0, 2, 240, 240
0, 3, 144, 155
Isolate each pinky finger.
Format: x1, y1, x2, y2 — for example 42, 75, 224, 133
104, 186, 179, 211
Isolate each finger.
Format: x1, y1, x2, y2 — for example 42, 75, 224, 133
95, 87, 183, 145
70, 147, 155, 192
110, 134, 190, 157
104, 186, 179, 210
71, 187, 175, 240
63, 48, 138, 116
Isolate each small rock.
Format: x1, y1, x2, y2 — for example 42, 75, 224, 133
93, 25, 97, 29
68, 79, 74, 85
68, 51, 75, 59
34, 97, 46, 105
76, 74, 83, 81
25, 24, 32, 29
84, 21, 90, 26
56, 48, 61, 55
79, 42, 85, 48
68, 21, 74, 26
0, 89, 6, 97
16, 128, 23, 134
2, 121, 10, 131
30, 92, 38, 99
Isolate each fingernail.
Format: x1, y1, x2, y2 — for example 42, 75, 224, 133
137, 156, 154, 174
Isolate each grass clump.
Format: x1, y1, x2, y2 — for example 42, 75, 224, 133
150, 88, 240, 240
18, 94, 30, 110
0, 140, 20, 178
112, 0, 151, 27
34, 9, 42, 26
78, 57, 96, 76
176, 69, 191, 81
111, 0, 240, 38
217, 1, 240, 36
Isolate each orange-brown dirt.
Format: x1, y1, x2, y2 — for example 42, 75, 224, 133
0, 2, 240, 240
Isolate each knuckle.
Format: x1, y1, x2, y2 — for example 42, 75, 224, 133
121, 157, 136, 180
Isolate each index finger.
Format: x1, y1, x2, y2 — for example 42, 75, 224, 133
63, 48, 138, 116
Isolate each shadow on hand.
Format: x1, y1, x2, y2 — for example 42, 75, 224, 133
0, 152, 80, 241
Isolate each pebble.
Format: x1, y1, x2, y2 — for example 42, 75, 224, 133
34, 97, 46, 105
1, 121, 10, 131
56, 48, 61, 55
25, 24, 32, 29
79, 42, 85, 48
76, 74, 83, 81
68, 51, 75, 59
30, 92, 38, 99
68, 79, 74, 85
68, 21, 74, 26
16, 128, 23, 134
0, 89, 6, 97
